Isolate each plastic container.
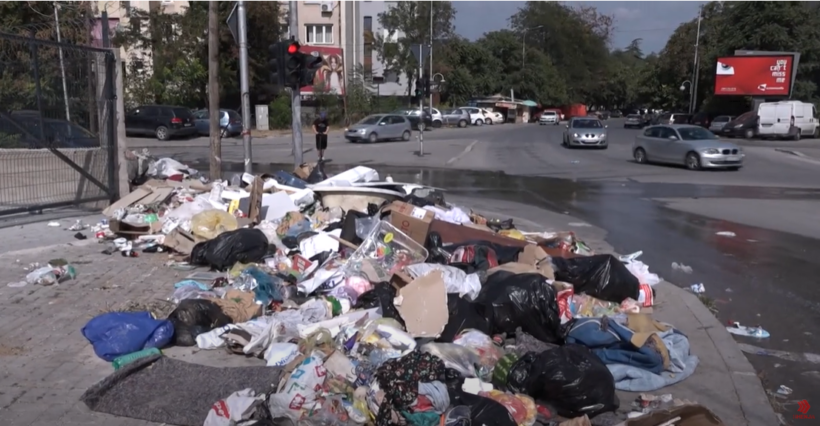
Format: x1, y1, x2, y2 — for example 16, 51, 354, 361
342, 220, 428, 281
112, 347, 162, 370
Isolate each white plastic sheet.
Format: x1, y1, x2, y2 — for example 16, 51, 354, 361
423, 205, 472, 225
625, 260, 661, 286
405, 263, 482, 300
314, 166, 379, 187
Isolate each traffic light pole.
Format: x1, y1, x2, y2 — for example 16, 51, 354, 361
289, 1, 303, 166
418, 45, 424, 157
237, 0, 253, 174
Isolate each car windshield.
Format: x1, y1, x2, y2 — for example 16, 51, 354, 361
677, 127, 718, 140
390, 110, 409, 115
543, 112, 556, 116
735, 111, 755, 122
572, 119, 603, 129
627, 114, 640, 119
358, 116, 382, 125
713, 116, 730, 122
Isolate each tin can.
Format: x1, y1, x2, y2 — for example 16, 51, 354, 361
95, 231, 106, 239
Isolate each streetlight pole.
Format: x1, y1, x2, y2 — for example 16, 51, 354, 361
690, 6, 703, 115
429, 0, 434, 108
521, 25, 544, 68
237, 0, 253, 174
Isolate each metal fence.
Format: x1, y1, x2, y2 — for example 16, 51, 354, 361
0, 29, 117, 217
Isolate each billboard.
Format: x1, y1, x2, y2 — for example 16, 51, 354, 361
298, 46, 345, 96
714, 55, 794, 96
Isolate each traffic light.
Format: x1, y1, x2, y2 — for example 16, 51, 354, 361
415, 77, 423, 98
268, 42, 285, 87
284, 41, 302, 88
423, 73, 431, 98
301, 53, 323, 88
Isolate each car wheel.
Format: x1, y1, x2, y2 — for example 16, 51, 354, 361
475, 119, 484, 126
369, 132, 378, 143
155, 126, 169, 141
793, 129, 801, 141
401, 130, 411, 141
744, 128, 755, 139
458, 119, 467, 128
685, 152, 701, 170
634, 148, 647, 164
432, 120, 442, 128
727, 166, 741, 171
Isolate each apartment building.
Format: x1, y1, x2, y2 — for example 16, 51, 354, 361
342, 1, 406, 96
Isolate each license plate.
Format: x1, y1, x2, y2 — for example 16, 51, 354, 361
184, 123, 192, 127
723, 129, 731, 132
726, 156, 740, 161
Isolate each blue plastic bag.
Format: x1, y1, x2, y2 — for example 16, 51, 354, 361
81, 312, 175, 361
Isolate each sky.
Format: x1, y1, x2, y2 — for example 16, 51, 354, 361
453, 1, 707, 54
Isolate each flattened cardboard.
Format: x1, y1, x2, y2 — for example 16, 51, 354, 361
517, 244, 556, 279
394, 270, 448, 338
619, 404, 724, 426
164, 228, 197, 255
386, 201, 434, 245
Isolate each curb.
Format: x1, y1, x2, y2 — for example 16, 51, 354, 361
774, 148, 820, 165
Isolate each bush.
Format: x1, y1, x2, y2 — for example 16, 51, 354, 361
269, 95, 292, 129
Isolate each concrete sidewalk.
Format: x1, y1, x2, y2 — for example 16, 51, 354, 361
0, 196, 778, 426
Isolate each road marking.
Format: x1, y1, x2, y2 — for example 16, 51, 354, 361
446, 140, 478, 165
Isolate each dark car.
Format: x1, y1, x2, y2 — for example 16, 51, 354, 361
624, 114, 645, 129
390, 109, 433, 131
720, 111, 758, 139
193, 109, 242, 137
690, 112, 721, 129
0, 112, 99, 149
610, 110, 622, 118
125, 105, 197, 140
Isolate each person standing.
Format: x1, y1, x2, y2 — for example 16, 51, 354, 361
313, 111, 329, 161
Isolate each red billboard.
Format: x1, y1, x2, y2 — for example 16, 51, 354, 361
714, 55, 794, 96
298, 46, 345, 96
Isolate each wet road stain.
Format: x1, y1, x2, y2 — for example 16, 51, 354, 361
209, 161, 820, 416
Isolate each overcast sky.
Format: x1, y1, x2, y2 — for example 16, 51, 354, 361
453, 1, 706, 54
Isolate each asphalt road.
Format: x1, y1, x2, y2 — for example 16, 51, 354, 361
132, 119, 820, 418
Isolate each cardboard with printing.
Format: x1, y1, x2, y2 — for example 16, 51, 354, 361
393, 270, 449, 338
385, 201, 434, 245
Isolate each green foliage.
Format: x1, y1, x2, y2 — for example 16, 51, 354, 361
268, 95, 291, 129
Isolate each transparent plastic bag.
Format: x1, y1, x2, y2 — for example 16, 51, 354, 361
453, 330, 504, 380
355, 216, 379, 240
420, 342, 481, 378
191, 209, 239, 240
342, 221, 428, 283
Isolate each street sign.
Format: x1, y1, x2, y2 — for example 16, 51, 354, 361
226, 3, 239, 45
410, 44, 431, 65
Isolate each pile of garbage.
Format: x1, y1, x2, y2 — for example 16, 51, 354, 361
78, 157, 721, 426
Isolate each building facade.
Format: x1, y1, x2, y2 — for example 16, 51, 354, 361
342, 1, 406, 96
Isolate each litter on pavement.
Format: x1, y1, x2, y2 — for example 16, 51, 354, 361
56, 156, 727, 425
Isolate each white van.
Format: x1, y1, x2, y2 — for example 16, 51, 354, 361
757, 100, 818, 140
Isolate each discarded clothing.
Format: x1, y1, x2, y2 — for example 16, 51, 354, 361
374, 351, 445, 426
565, 316, 666, 374
607, 330, 699, 391
211, 289, 260, 323
419, 381, 450, 413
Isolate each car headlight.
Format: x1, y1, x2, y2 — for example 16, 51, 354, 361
359, 129, 366, 134
573, 133, 579, 137
703, 148, 720, 154
734, 124, 743, 128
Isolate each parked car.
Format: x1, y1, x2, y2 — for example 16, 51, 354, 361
391, 109, 433, 131
561, 117, 608, 149
632, 125, 743, 171
757, 100, 818, 140
624, 114, 645, 129
459, 107, 491, 126
423, 107, 443, 128
482, 109, 505, 125
539, 111, 560, 125
345, 114, 412, 143
691, 112, 720, 128
125, 105, 197, 140
720, 111, 758, 139
652, 112, 691, 126
0, 112, 99, 149
610, 110, 623, 118
708, 115, 734, 133
192, 109, 242, 137
441, 109, 470, 127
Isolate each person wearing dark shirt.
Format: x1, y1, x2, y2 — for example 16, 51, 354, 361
313, 111, 329, 161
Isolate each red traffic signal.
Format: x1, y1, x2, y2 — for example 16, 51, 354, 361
287, 43, 299, 54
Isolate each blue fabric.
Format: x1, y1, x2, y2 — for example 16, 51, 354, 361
565, 317, 664, 374
81, 311, 174, 362
608, 330, 700, 391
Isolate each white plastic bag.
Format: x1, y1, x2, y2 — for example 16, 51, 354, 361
625, 260, 661, 286
268, 355, 327, 421
405, 263, 482, 300
204, 388, 265, 426
264, 342, 300, 367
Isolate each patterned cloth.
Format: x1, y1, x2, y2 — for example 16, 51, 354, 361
374, 351, 446, 426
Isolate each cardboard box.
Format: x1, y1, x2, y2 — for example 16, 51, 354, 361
385, 201, 434, 245
109, 219, 163, 237
163, 228, 198, 255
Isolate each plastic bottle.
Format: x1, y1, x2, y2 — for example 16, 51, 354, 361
112, 347, 162, 370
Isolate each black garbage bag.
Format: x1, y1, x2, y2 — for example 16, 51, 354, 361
354, 282, 405, 327
167, 299, 233, 347
190, 228, 269, 271
437, 294, 491, 342
425, 232, 452, 264
474, 272, 562, 344
448, 244, 500, 274
447, 390, 517, 426
445, 241, 522, 265
305, 161, 328, 184
339, 210, 371, 248
552, 254, 640, 303
506, 345, 618, 419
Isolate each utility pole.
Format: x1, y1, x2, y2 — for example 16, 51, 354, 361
208, 1, 221, 180
428, 0, 433, 108
418, 45, 424, 156
690, 5, 703, 115
289, 1, 304, 166
238, 0, 253, 174
53, 2, 70, 121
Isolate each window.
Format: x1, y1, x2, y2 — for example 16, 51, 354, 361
678, 127, 717, 140
643, 127, 658, 137
363, 16, 372, 32
363, 17, 373, 78
305, 24, 333, 44
657, 127, 677, 139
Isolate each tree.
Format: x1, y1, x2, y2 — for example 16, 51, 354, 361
375, 1, 457, 98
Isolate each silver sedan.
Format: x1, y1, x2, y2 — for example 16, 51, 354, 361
632, 124, 744, 171
562, 117, 608, 149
